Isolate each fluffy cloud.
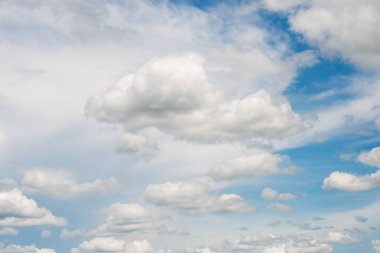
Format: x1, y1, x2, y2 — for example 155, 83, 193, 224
79, 237, 125, 252
263, 242, 332, 253
373, 239, 380, 253
126, 240, 153, 253
0, 244, 56, 253
266, 202, 294, 212
261, 188, 296, 201
0, 189, 66, 227
91, 203, 160, 235
322, 232, 360, 245
21, 168, 120, 199
323, 171, 380, 191
286, 0, 380, 69
72, 238, 153, 253
208, 153, 297, 181
60, 228, 86, 240
357, 146, 380, 168
143, 181, 253, 213
86, 53, 304, 149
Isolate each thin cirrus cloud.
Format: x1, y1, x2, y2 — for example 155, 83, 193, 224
143, 181, 254, 213
20, 168, 120, 199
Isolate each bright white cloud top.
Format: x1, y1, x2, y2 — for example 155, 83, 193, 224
0, 0, 379, 252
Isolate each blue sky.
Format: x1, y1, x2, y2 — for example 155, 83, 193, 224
0, 0, 379, 252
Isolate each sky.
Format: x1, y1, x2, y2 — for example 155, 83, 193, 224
0, 0, 380, 252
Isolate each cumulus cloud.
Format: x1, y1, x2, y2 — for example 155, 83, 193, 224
261, 188, 296, 201
143, 181, 253, 213
208, 153, 297, 181
322, 232, 360, 245
91, 203, 160, 235
116, 133, 156, 153
86, 53, 304, 150
0, 244, 56, 253
263, 242, 332, 253
283, 0, 380, 69
357, 146, 380, 168
266, 202, 294, 212
21, 168, 120, 199
79, 237, 125, 252
373, 239, 380, 253
72, 238, 153, 253
323, 171, 380, 191
60, 228, 86, 240
0, 189, 66, 227
126, 240, 153, 253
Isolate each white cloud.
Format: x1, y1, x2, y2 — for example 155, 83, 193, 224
373, 239, 380, 253
0, 244, 56, 253
323, 171, 380, 191
143, 181, 253, 213
287, 0, 380, 69
357, 146, 380, 168
322, 232, 360, 245
91, 203, 160, 235
73, 238, 154, 253
263, 242, 332, 253
266, 202, 294, 212
262, 0, 306, 11
116, 133, 156, 153
60, 228, 86, 240
41, 229, 52, 239
21, 168, 120, 199
208, 153, 297, 181
0, 189, 66, 227
86, 53, 304, 149
0, 227, 17, 235
79, 237, 125, 252
261, 188, 296, 201
126, 240, 153, 253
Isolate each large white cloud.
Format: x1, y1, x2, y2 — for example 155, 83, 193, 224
0, 189, 66, 227
143, 181, 253, 213
91, 203, 160, 236
208, 152, 297, 181
357, 146, 380, 168
21, 168, 120, 199
72, 238, 153, 253
0, 244, 56, 253
280, 0, 380, 69
323, 171, 380, 191
86, 53, 304, 148
79, 237, 126, 252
